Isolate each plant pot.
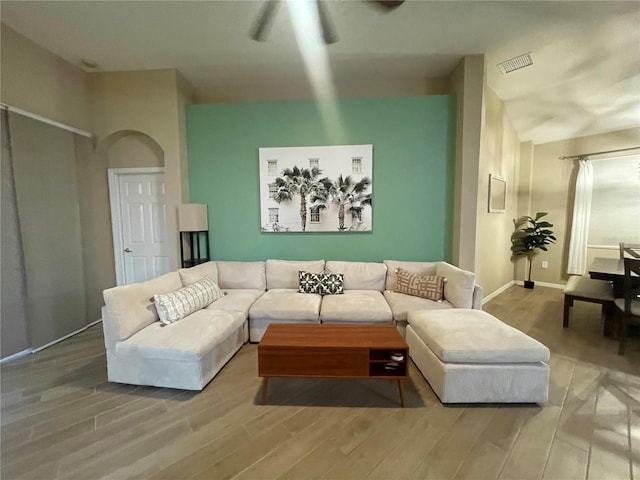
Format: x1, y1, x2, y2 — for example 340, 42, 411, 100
524, 280, 535, 289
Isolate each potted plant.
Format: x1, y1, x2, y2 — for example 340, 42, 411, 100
511, 212, 556, 289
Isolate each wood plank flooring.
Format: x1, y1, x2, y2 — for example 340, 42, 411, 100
2, 286, 639, 479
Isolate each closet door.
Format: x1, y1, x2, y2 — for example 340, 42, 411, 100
10, 112, 87, 349
1, 112, 30, 357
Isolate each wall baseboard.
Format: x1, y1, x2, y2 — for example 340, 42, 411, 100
1, 319, 103, 363
514, 280, 565, 290
0, 348, 33, 365
482, 281, 515, 305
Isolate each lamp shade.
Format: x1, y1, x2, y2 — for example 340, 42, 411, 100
178, 204, 208, 232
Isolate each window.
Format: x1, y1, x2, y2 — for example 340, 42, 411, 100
352, 157, 362, 174
310, 210, 320, 223
269, 208, 279, 223
587, 155, 640, 247
267, 159, 277, 175
268, 183, 278, 199
309, 158, 319, 169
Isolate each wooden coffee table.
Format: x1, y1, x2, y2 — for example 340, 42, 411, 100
258, 324, 409, 407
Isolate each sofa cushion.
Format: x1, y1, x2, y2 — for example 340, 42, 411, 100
267, 259, 325, 290
325, 261, 387, 291
154, 277, 224, 324
407, 309, 550, 364
298, 271, 322, 294
436, 262, 475, 309
216, 261, 266, 290
206, 289, 265, 316
320, 273, 344, 295
249, 289, 321, 321
394, 268, 446, 301
115, 309, 245, 361
383, 291, 454, 321
320, 290, 392, 323
178, 261, 219, 286
103, 271, 182, 343
384, 260, 437, 291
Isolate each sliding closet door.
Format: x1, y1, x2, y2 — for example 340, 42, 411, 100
1, 112, 30, 357
9, 112, 87, 349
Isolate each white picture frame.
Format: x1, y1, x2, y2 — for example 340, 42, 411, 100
488, 174, 507, 213
259, 145, 373, 232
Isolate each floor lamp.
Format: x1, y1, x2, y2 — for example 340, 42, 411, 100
178, 203, 210, 268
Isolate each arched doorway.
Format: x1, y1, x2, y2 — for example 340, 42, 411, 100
102, 131, 168, 285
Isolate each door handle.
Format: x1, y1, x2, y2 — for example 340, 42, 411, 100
123, 247, 132, 253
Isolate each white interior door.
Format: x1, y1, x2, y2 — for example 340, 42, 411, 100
109, 169, 170, 285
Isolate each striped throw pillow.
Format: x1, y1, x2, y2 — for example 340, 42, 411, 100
153, 276, 224, 324
393, 268, 446, 301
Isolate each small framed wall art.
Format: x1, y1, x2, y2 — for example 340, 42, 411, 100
488, 174, 506, 213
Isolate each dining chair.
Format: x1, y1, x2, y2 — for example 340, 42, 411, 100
563, 275, 615, 334
619, 242, 640, 259
615, 257, 640, 355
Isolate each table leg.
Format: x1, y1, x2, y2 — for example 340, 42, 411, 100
261, 377, 269, 405
397, 379, 404, 408
603, 302, 614, 336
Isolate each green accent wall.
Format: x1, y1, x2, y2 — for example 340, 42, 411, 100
187, 95, 455, 262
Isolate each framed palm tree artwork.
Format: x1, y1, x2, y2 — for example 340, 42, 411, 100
259, 145, 373, 233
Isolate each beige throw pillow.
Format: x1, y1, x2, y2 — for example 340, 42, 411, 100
394, 268, 446, 301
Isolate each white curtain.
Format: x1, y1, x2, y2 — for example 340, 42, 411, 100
567, 158, 593, 274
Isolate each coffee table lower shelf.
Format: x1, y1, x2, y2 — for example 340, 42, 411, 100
260, 375, 406, 407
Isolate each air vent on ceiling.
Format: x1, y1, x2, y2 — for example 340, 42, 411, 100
497, 53, 533, 75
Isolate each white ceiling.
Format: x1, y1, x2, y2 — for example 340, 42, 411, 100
2, 0, 639, 144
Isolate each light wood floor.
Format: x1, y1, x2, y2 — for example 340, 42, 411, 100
2, 286, 639, 480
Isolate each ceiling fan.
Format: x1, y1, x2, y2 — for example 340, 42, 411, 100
250, 0, 405, 44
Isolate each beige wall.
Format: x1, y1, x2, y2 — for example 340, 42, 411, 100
177, 73, 195, 201
448, 55, 485, 272
194, 76, 447, 104
87, 69, 193, 280
514, 141, 534, 281
527, 127, 640, 285
1, 25, 194, 343
475, 87, 521, 296
0, 25, 90, 131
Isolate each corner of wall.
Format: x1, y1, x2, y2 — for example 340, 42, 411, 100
450, 55, 485, 272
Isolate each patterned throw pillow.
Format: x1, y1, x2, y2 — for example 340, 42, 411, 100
298, 271, 322, 294
393, 268, 446, 301
320, 273, 344, 295
154, 276, 224, 324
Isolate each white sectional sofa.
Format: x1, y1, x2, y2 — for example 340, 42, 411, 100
101, 259, 483, 390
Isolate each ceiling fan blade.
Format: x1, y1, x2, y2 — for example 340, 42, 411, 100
371, 0, 405, 11
315, 0, 338, 44
250, 0, 281, 42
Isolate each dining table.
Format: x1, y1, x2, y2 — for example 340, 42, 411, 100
588, 257, 630, 297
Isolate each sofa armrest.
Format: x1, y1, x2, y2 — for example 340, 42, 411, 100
472, 285, 484, 309
101, 305, 117, 351
436, 262, 476, 309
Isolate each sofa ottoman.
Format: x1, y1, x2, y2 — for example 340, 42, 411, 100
406, 309, 550, 404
